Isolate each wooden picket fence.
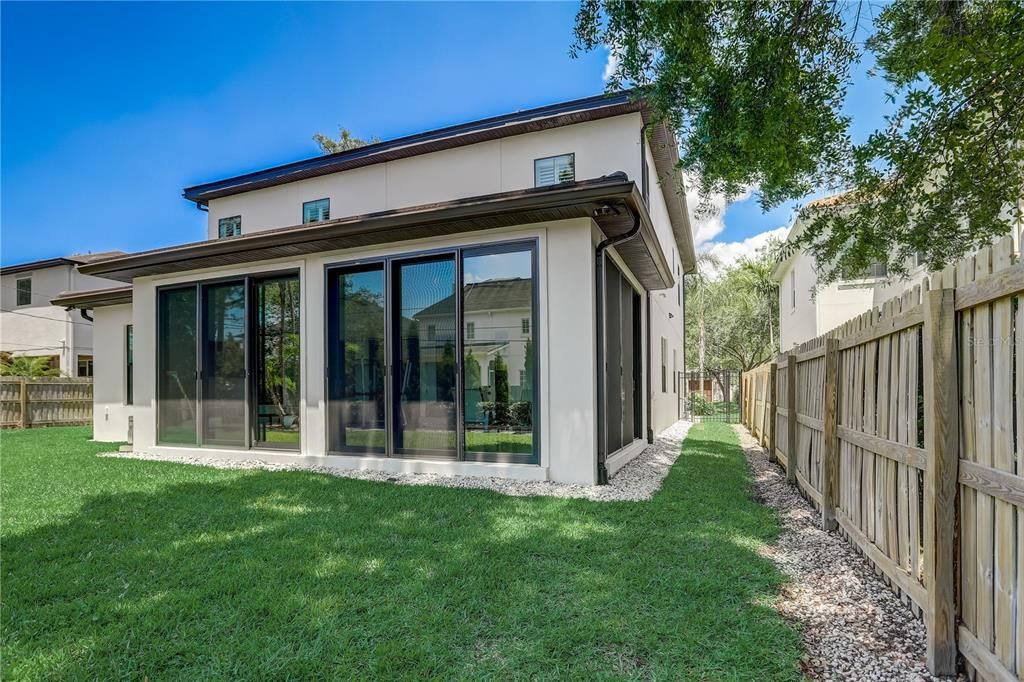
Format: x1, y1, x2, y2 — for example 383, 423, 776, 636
0, 377, 93, 428
741, 234, 1023, 680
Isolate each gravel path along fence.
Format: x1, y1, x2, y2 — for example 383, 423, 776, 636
738, 425, 962, 682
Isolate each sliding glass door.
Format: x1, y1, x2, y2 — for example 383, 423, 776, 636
461, 244, 536, 462
158, 286, 199, 444
326, 241, 538, 464
156, 272, 300, 449
327, 264, 387, 454
201, 281, 247, 447
393, 256, 458, 458
253, 276, 301, 449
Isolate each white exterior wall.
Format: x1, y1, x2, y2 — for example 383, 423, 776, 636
128, 219, 605, 484
92, 304, 132, 442
0, 264, 117, 375
778, 249, 882, 350
112, 110, 690, 485
205, 114, 646, 238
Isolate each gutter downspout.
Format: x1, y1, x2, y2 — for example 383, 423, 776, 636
645, 292, 654, 443
79, 308, 93, 322
594, 201, 642, 485
639, 121, 655, 444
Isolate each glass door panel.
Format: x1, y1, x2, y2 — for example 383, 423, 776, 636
328, 264, 387, 454
461, 245, 536, 461
201, 281, 247, 447
253, 276, 301, 449
158, 287, 198, 444
393, 256, 457, 458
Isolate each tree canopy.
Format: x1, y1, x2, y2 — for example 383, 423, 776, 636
685, 242, 781, 373
575, 0, 1024, 282
313, 127, 380, 155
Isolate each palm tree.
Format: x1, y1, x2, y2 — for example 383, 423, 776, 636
0, 355, 61, 378
686, 251, 722, 401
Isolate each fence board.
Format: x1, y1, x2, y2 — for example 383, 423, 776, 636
741, 235, 1023, 679
0, 378, 93, 428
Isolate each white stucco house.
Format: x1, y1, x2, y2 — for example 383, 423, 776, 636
0, 253, 124, 376
54, 91, 696, 485
773, 193, 1023, 350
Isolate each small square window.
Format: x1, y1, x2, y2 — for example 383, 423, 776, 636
218, 216, 241, 239
466, 321, 475, 340
534, 154, 575, 187
521, 318, 530, 334
303, 198, 330, 224
15, 277, 31, 306
77, 355, 94, 378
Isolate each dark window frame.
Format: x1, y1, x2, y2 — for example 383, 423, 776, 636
15, 277, 31, 306
155, 269, 300, 450
324, 238, 540, 465
125, 325, 133, 405
218, 216, 242, 239
77, 355, 94, 378
303, 198, 330, 224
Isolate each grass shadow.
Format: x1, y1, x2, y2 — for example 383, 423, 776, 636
1, 423, 801, 680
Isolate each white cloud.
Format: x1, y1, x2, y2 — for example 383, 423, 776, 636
702, 226, 790, 273
685, 180, 755, 249
602, 48, 620, 82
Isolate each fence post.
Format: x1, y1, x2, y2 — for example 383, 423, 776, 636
922, 287, 958, 675
18, 379, 28, 429
768, 363, 778, 463
786, 354, 797, 484
821, 339, 839, 531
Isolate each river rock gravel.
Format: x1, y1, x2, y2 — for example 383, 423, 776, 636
736, 425, 962, 682
99, 420, 691, 502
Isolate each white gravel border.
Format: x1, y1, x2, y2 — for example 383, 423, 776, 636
99, 420, 691, 502
736, 425, 961, 681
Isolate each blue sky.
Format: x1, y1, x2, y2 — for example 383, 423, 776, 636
1, 2, 891, 267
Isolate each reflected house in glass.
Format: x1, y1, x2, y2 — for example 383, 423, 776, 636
59, 91, 696, 485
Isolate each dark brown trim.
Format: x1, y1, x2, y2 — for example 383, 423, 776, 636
81, 178, 675, 290
1, 257, 81, 276
183, 92, 642, 203
51, 286, 133, 309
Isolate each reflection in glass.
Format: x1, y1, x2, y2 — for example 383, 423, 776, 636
328, 265, 387, 453
395, 257, 457, 457
462, 247, 535, 458
254, 276, 301, 448
158, 287, 198, 444
201, 281, 247, 447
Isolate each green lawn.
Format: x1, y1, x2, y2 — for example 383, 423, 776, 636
0, 423, 800, 680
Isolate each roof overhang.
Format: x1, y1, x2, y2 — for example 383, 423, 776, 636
51, 286, 133, 309
81, 177, 675, 290
641, 113, 697, 275
183, 91, 644, 204
0, 257, 80, 276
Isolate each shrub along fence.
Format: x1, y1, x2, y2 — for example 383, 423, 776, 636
0, 377, 93, 428
741, 234, 1022, 680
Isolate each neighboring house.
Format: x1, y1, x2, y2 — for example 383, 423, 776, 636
54, 91, 696, 485
773, 193, 1023, 350
0, 253, 125, 376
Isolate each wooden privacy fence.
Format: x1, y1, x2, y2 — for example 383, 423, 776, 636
742, 234, 1023, 680
0, 377, 93, 428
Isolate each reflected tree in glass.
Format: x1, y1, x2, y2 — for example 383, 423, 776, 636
461, 246, 535, 458
254, 276, 300, 448
396, 257, 457, 456
329, 266, 387, 453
